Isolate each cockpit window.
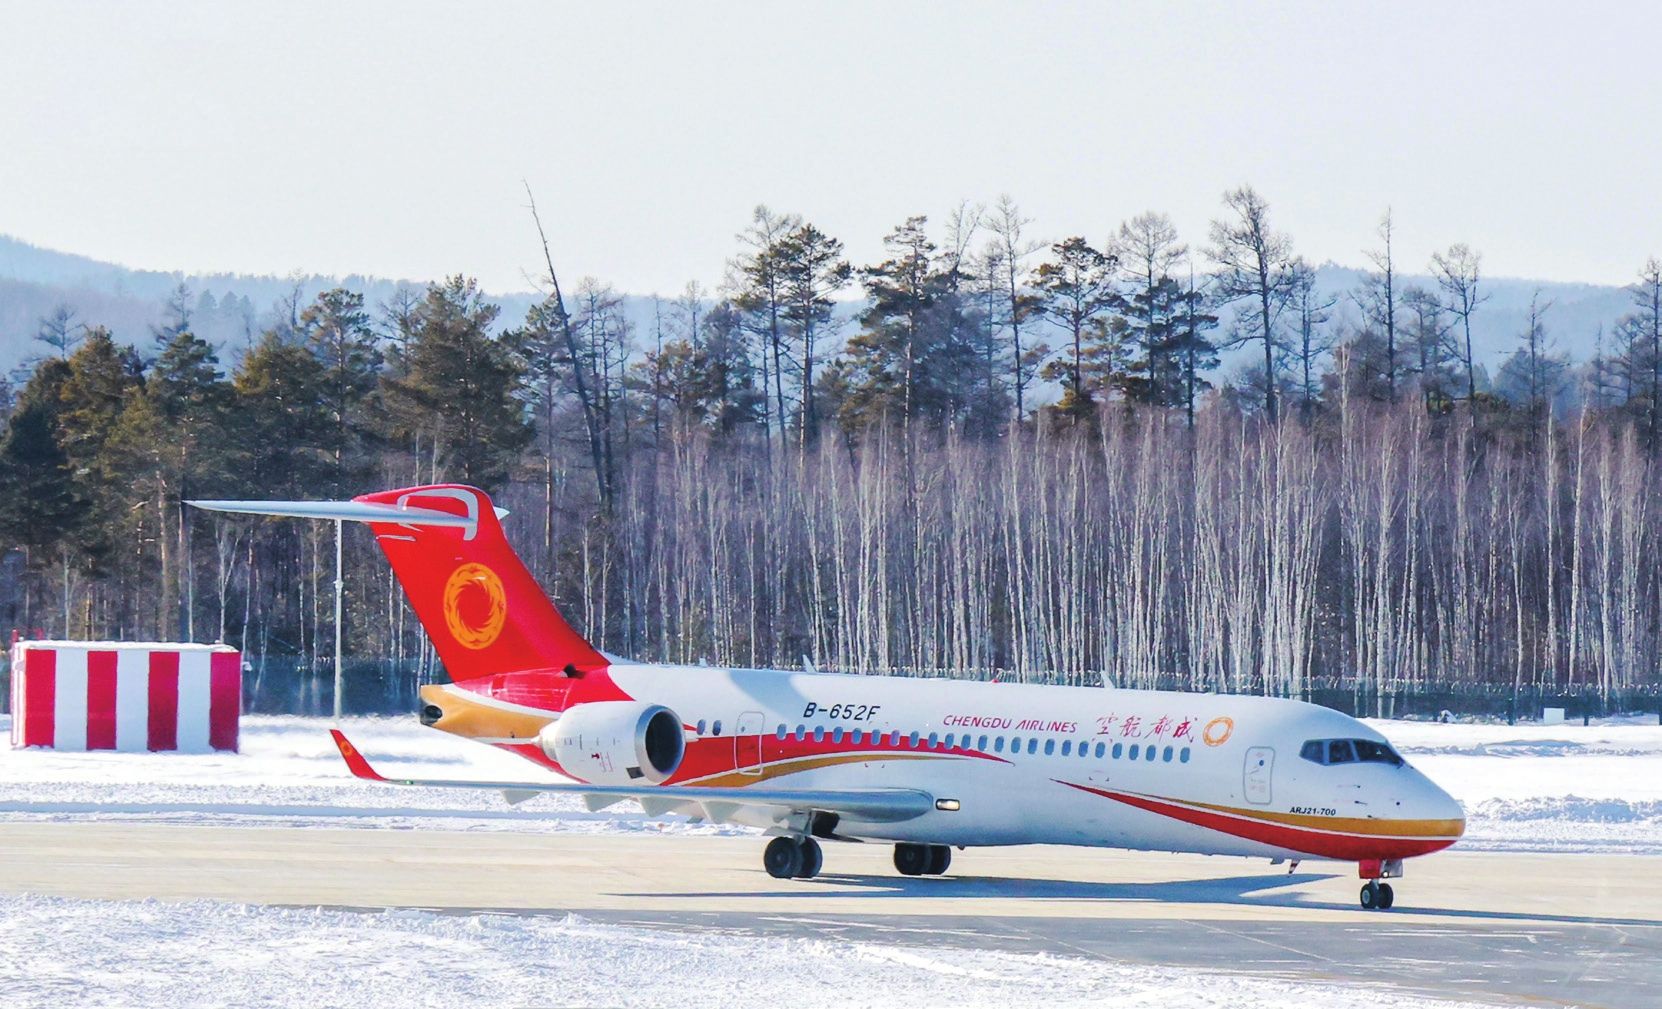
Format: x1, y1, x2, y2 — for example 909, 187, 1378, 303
1353, 739, 1404, 766
1301, 738, 1404, 767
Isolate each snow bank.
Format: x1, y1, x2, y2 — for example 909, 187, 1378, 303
1362, 716, 1662, 852
0, 893, 1488, 1009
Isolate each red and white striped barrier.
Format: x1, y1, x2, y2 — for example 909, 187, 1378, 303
9, 642, 240, 752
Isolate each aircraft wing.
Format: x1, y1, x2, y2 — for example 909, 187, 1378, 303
329, 730, 934, 824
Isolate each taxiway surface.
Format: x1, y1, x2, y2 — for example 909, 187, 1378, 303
0, 823, 1654, 1008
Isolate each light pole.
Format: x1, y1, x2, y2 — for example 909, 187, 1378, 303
333, 517, 344, 721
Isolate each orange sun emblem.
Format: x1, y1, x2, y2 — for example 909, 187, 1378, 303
443, 562, 507, 649
1202, 716, 1235, 747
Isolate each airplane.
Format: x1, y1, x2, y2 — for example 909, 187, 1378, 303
192, 483, 1465, 911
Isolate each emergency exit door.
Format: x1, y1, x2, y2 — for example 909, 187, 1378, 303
735, 710, 766, 775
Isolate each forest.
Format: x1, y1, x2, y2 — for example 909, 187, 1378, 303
3, 187, 1661, 713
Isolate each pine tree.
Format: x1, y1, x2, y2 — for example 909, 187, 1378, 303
54, 328, 144, 572
731, 206, 802, 438
300, 288, 382, 492
1034, 236, 1119, 420
1170, 268, 1219, 428
1431, 243, 1488, 403
1208, 186, 1296, 421
777, 224, 851, 443
382, 276, 531, 490
1287, 260, 1337, 417
0, 364, 80, 563
1114, 212, 1186, 408
35, 304, 86, 360
233, 331, 333, 497
1617, 257, 1662, 450
836, 217, 940, 432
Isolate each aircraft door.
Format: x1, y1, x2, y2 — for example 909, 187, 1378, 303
1243, 746, 1274, 805
735, 710, 766, 775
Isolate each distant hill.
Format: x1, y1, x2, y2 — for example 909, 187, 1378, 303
0, 234, 1641, 379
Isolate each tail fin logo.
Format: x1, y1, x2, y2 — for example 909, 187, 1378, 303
443, 562, 508, 650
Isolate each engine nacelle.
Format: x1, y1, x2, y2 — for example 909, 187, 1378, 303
538, 701, 685, 785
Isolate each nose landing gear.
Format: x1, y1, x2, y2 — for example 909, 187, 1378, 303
1357, 857, 1403, 910
1359, 880, 1395, 909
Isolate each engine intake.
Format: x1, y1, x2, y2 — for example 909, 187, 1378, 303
538, 701, 685, 785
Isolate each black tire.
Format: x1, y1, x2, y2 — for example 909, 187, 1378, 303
1377, 883, 1394, 909
1359, 883, 1377, 910
764, 836, 804, 879
927, 845, 952, 876
893, 843, 932, 876
796, 838, 823, 879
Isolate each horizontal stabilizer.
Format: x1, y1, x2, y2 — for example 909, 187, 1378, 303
188, 498, 480, 527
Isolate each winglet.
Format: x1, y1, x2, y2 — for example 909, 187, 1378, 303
330, 729, 387, 782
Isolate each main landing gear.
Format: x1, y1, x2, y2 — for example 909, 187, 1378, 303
893, 842, 952, 877
763, 835, 823, 879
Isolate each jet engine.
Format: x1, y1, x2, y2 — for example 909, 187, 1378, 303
538, 701, 685, 785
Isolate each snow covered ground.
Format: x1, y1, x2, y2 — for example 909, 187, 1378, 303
0, 714, 747, 836
3, 711, 1660, 853
0, 893, 1493, 1009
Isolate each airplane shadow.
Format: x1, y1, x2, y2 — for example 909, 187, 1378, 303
628, 871, 1662, 930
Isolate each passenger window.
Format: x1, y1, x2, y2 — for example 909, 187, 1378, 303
1327, 740, 1356, 764
1010, 737, 1021, 753
1300, 740, 1325, 764
1027, 738, 1038, 755
993, 736, 1005, 753
1044, 739, 1056, 756
813, 726, 825, 742
944, 733, 955, 749
1111, 743, 1121, 759
908, 731, 920, 748
978, 734, 989, 751
1129, 744, 1140, 760
850, 728, 864, 745
1061, 740, 1072, 756
1180, 747, 1191, 763
832, 727, 844, 744
696, 719, 707, 735
1163, 746, 1173, 762
888, 731, 901, 747
927, 732, 939, 749
776, 725, 787, 740
712, 720, 723, 736
1145, 745, 1156, 761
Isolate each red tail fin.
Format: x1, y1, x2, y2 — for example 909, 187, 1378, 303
354, 485, 603, 681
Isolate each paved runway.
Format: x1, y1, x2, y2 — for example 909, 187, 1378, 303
1, 823, 1656, 1008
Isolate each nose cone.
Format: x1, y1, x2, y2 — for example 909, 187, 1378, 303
1424, 779, 1466, 843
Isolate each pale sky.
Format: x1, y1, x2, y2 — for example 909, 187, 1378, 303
2, 0, 1658, 295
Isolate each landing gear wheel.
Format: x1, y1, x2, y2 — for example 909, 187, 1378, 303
893, 842, 932, 876
927, 844, 952, 876
1377, 883, 1394, 909
795, 837, 823, 879
1359, 882, 1378, 910
764, 836, 804, 879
